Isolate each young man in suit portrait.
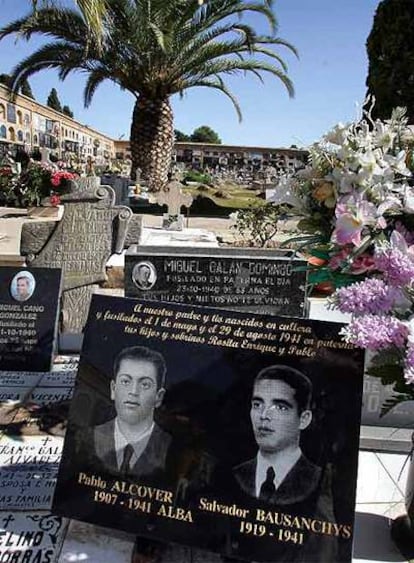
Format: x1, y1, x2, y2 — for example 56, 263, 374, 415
91, 345, 171, 479
230, 365, 339, 563
234, 364, 327, 506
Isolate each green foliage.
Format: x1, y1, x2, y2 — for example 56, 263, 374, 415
0, 156, 76, 207
174, 129, 190, 142
62, 104, 74, 118
0, 73, 34, 98
0, 73, 11, 87
190, 125, 221, 144
47, 87, 62, 112
183, 170, 212, 185
366, 0, 414, 121
20, 78, 34, 98
231, 203, 287, 247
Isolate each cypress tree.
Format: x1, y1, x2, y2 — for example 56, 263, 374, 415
47, 87, 62, 112
62, 105, 74, 118
20, 79, 34, 99
366, 0, 414, 122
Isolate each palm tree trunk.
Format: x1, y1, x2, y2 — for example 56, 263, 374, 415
130, 96, 174, 191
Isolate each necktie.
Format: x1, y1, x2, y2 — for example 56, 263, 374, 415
120, 444, 134, 475
259, 466, 276, 501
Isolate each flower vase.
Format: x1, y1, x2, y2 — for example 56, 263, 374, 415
391, 435, 414, 559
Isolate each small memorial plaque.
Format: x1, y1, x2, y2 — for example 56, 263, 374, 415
0, 435, 63, 510
0, 358, 78, 388
125, 247, 307, 317
53, 295, 364, 562
0, 267, 62, 371
0, 386, 73, 404
0, 512, 67, 561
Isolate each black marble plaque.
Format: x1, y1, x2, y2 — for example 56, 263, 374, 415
0, 267, 62, 371
53, 295, 364, 562
125, 247, 307, 317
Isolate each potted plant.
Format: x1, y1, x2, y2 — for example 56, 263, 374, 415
0, 155, 78, 208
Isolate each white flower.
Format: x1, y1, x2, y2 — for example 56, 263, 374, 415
372, 121, 396, 151
323, 122, 350, 145
331, 167, 357, 193
268, 176, 304, 208
383, 150, 411, 176
403, 185, 414, 213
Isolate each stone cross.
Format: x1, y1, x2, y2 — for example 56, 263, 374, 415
152, 177, 193, 217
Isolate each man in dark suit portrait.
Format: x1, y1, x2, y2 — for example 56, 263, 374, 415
232, 365, 338, 562
132, 262, 156, 290
234, 365, 329, 507
91, 345, 171, 479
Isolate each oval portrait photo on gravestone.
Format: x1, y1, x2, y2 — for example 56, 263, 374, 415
132, 261, 157, 291
10, 270, 36, 302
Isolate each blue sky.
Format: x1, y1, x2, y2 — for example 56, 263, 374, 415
0, 0, 380, 147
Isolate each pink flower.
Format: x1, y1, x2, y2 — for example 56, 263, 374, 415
328, 248, 351, 270
332, 196, 384, 247
341, 315, 409, 351
49, 194, 61, 206
333, 213, 365, 245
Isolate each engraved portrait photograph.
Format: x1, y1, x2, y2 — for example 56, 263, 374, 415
132, 261, 157, 291
10, 270, 36, 302
53, 295, 364, 562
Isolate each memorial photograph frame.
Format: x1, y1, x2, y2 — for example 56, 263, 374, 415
53, 295, 364, 562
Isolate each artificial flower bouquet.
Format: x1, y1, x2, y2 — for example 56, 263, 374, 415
279, 102, 414, 410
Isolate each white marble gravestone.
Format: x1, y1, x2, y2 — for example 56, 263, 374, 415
0, 511, 67, 561
0, 435, 63, 510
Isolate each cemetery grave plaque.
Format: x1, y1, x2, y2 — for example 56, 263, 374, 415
125, 247, 307, 317
0, 511, 67, 562
0, 356, 78, 388
53, 295, 364, 562
0, 267, 62, 371
0, 386, 73, 404
0, 435, 63, 510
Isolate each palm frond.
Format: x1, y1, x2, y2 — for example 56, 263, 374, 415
180, 76, 243, 121
8, 42, 88, 93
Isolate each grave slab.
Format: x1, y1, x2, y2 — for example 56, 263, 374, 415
0, 386, 73, 404
0, 435, 63, 510
125, 246, 307, 316
0, 511, 68, 562
0, 360, 78, 388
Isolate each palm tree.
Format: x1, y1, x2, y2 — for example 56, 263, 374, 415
1, 0, 297, 190
30, 0, 108, 44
